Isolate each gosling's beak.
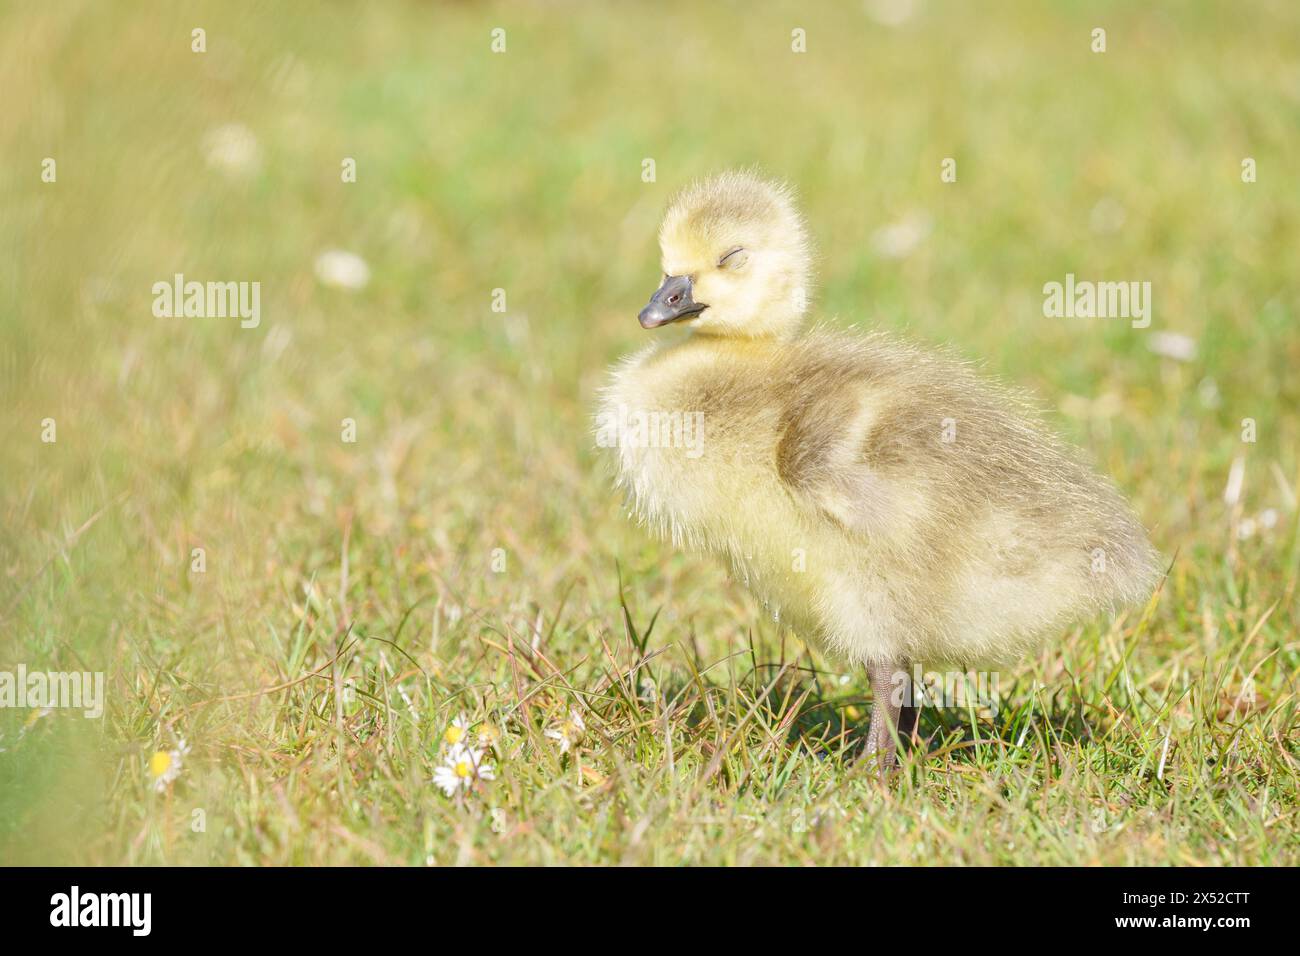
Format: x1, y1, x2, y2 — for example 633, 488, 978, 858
638, 274, 708, 329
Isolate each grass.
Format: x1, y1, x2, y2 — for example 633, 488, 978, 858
1, 0, 1298, 865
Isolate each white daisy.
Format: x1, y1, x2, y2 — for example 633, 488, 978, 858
147, 739, 191, 793
202, 123, 261, 175
1088, 196, 1127, 235
864, 0, 919, 27
1147, 331, 1197, 363
313, 250, 371, 291
442, 714, 469, 748
432, 744, 496, 797
476, 722, 502, 749
870, 212, 931, 260
544, 708, 586, 754
638, 676, 658, 703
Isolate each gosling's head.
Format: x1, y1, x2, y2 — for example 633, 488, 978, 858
638, 170, 812, 339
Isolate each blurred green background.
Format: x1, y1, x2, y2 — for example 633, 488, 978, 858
1, 1, 1297, 865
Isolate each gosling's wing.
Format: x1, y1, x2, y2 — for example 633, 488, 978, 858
772, 332, 955, 537
773, 329, 1082, 535
773, 331, 1160, 605
775, 374, 922, 537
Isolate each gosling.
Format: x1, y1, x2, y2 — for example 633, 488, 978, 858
600, 170, 1160, 770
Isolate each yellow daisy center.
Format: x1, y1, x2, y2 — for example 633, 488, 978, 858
444, 725, 466, 745
454, 760, 472, 778
148, 751, 172, 777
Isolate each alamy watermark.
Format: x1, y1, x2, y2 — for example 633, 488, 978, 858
891, 666, 1001, 713
50, 886, 151, 936
596, 403, 705, 459
1043, 273, 1151, 328
0, 665, 104, 718
152, 273, 260, 328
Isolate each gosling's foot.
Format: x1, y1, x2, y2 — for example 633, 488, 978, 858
860, 659, 916, 778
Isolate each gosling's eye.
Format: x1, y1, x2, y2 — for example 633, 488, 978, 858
718, 247, 748, 270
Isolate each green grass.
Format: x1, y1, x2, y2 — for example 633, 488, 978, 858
1, 0, 1298, 865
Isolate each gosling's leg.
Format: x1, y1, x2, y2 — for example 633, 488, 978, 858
863, 659, 915, 775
